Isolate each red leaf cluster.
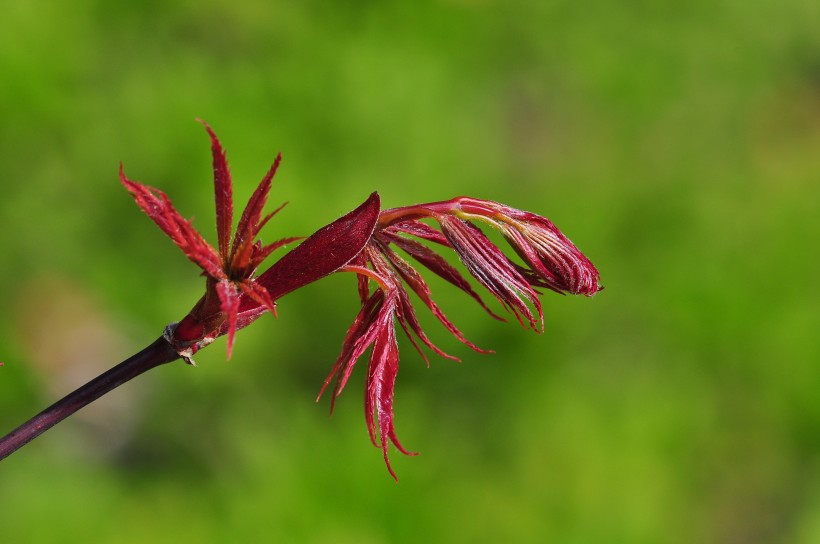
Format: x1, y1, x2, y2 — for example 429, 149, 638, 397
121, 123, 601, 479
320, 197, 602, 478
121, 121, 378, 361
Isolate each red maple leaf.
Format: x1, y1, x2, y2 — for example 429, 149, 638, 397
120, 121, 378, 361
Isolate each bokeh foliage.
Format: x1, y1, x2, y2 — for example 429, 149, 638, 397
1, 0, 818, 542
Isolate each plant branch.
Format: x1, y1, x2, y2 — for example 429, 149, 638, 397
0, 335, 181, 461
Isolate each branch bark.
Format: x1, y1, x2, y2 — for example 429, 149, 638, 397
0, 335, 181, 461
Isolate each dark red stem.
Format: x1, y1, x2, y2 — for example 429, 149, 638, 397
0, 335, 181, 461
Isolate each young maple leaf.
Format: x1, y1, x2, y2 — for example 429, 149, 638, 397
119, 121, 293, 359
121, 122, 380, 364
318, 196, 602, 479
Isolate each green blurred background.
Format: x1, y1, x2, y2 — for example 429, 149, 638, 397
1, 1, 818, 542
